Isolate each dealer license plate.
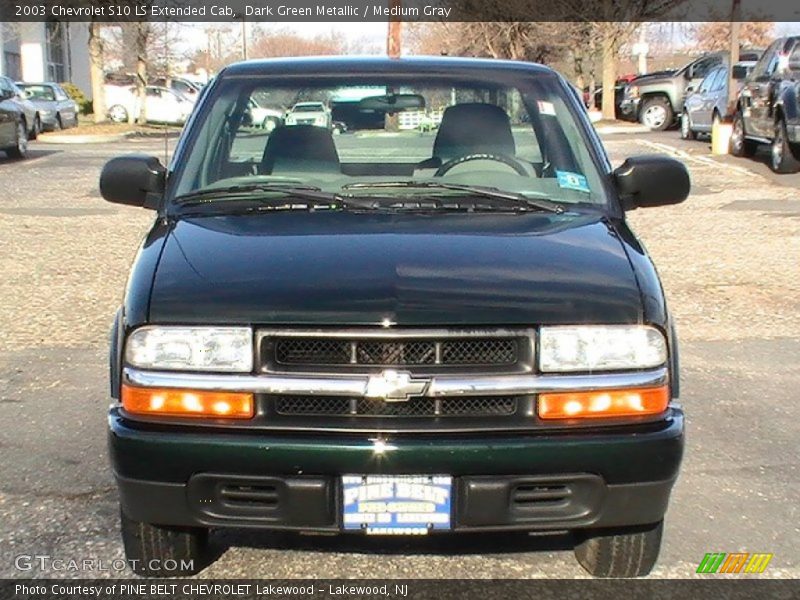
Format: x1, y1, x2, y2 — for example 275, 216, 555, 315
342, 475, 452, 534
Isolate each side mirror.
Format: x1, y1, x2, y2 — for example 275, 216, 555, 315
100, 154, 165, 208
686, 85, 696, 94
614, 155, 690, 210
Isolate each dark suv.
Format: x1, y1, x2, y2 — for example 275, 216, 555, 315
731, 36, 800, 173
100, 57, 689, 578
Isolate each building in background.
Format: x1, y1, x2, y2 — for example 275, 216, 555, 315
0, 22, 91, 96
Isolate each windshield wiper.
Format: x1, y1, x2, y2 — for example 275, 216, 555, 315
174, 183, 376, 210
342, 181, 565, 214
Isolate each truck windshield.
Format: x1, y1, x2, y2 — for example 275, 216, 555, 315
171, 73, 608, 208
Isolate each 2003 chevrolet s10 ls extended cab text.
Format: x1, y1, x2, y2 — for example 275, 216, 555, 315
100, 57, 690, 578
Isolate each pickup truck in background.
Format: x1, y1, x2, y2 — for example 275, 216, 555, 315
731, 36, 800, 173
621, 50, 762, 131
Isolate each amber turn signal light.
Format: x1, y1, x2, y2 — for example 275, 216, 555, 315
538, 385, 669, 420
121, 385, 254, 419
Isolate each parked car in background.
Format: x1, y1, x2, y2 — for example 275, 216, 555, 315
732, 36, 800, 173
680, 61, 755, 140
0, 75, 40, 140
244, 98, 284, 131
622, 50, 762, 130
105, 85, 193, 126
284, 101, 332, 129
151, 77, 203, 104
0, 76, 29, 158
16, 82, 79, 131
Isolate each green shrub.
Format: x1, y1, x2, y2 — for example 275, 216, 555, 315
60, 82, 92, 115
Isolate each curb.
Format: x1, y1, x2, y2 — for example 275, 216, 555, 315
37, 132, 131, 144
594, 124, 651, 135
37, 129, 181, 145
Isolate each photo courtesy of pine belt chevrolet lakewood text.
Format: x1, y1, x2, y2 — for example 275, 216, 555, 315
100, 57, 690, 578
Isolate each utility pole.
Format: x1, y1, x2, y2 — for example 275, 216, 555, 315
387, 0, 401, 58
385, 0, 402, 131
727, 0, 741, 116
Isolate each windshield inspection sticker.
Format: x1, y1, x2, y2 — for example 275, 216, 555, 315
537, 101, 557, 116
556, 170, 591, 193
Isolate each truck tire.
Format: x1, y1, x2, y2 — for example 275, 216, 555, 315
574, 520, 663, 578
120, 507, 210, 577
730, 111, 757, 158
770, 118, 800, 174
639, 97, 673, 131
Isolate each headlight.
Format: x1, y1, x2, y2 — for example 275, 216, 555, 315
125, 326, 253, 372
539, 325, 667, 372
627, 86, 640, 99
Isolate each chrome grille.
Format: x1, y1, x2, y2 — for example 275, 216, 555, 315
275, 339, 350, 365
273, 395, 518, 417
441, 339, 517, 365
266, 332, 526, 370
356, 340, 436, 365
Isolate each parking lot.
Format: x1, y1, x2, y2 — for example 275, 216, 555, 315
0, 128, 798, 579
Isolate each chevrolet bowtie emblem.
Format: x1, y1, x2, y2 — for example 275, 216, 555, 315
365, 370, 429, 402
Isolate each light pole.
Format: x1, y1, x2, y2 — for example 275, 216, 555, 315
727, 0, 741, 116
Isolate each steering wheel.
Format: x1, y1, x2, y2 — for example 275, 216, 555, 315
434, 153, 531, 177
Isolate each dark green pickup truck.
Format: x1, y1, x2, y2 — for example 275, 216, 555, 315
101, 57, 689, 578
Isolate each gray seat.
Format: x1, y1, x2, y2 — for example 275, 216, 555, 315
261, 125, 340, 174
432, 103, 516, 163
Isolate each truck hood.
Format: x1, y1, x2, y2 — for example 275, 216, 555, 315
631, 74, 677, 89
149, 211, 643, 326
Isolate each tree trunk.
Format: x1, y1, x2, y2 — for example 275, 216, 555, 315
132, 23, 148, 125
88, 22, 106, 124
600, 28, 617, 120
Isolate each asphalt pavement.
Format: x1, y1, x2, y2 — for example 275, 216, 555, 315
0, 129, 798, 579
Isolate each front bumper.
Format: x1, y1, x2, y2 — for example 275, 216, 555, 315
619, 98, 640, 121
39, 114, 59, 131
110, 408, 684, 532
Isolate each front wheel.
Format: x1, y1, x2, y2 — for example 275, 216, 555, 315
574, 520, 663, 578
770, 118, 800, 174
108, 104, 129, 123
730, 111, 757, 157
29, 116, 40, 140
120, 507, 210, 577
639, 97, 673, 131
680, 110, 696, 140
5, 121, 28, 159
263, 116, 279, 133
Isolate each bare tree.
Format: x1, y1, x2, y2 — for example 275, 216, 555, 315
689, 22, 774, 52
409, 22, 570, 64
248, 27, 346, 58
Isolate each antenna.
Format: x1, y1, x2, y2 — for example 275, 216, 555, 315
163, 19, 169, 166
163, 19, 171, 167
